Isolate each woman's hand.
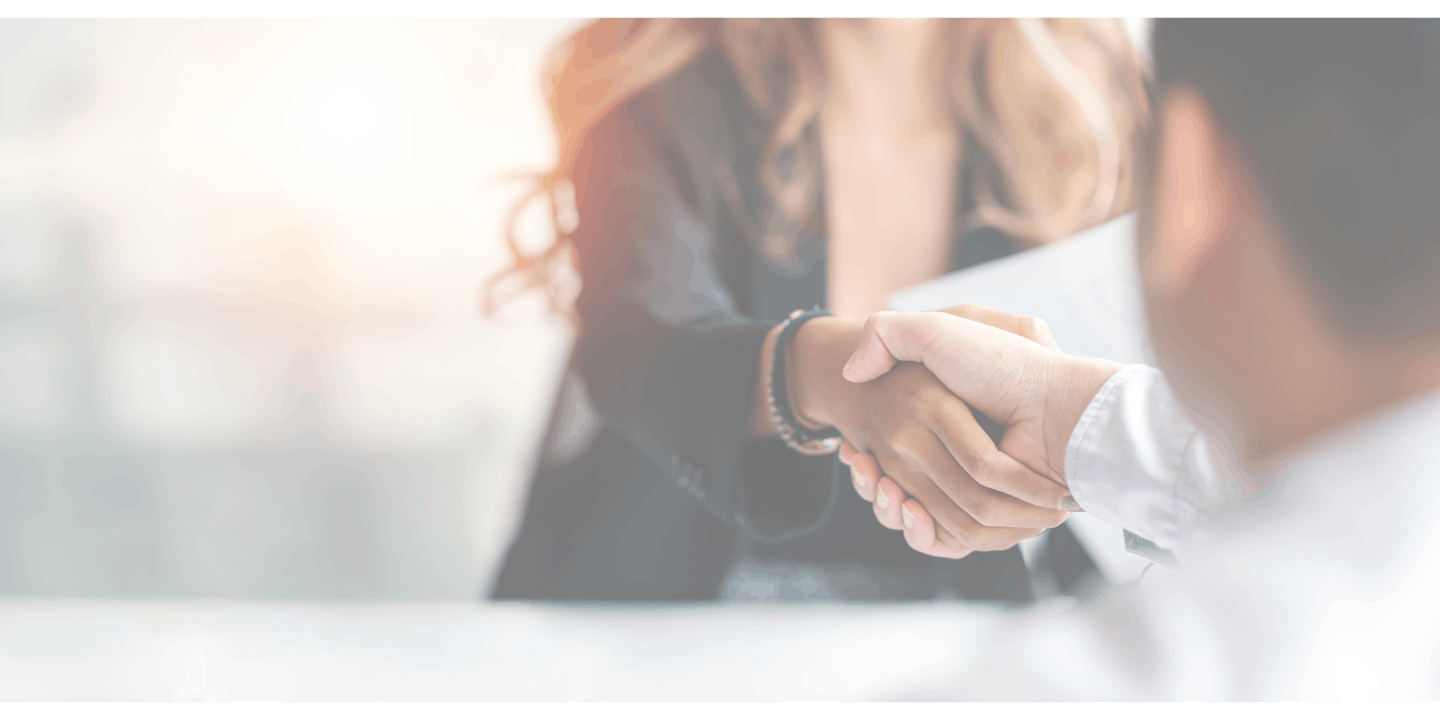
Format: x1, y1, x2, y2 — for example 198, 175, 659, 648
787, 315, 1073, 558
835, 302, 1123, 555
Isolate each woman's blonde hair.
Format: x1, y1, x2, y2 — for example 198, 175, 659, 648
488, 19, 1150, 317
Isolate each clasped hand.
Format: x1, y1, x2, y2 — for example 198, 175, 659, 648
821, 305, 1121, 559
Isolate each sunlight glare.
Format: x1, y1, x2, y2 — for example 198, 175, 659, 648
285, 57, 413, 180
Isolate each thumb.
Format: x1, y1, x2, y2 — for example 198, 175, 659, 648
842, 311, 933, 383
842, 311, 1040, 421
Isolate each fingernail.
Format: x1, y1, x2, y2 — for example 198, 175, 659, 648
876, 490, 890, 510
852, 469, 870, 491
902, 506, 914, 528
1059, 496, 1083, 512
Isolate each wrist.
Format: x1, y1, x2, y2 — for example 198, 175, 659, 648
787, 315, 865, 431
1043, 355, 1124, 479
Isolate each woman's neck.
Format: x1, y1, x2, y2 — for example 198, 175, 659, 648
814, 19, 962, 317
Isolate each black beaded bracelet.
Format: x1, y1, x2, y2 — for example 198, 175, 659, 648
768, 306, 843, 455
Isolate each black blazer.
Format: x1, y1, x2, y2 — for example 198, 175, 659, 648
491, 48, 1070, 602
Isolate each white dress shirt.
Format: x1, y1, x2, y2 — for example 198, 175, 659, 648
928, 364, 1440, 700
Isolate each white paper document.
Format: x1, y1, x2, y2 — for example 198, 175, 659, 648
889, 214, 1153, 365
887, 214, 1157, 586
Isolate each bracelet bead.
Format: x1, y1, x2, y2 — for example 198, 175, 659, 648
767, 306, 842, 456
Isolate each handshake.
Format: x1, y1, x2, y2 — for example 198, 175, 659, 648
787, 305, 1123, 559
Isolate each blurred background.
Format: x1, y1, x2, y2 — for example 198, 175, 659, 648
0, 18, 1149, 603
0, 18, 585, 600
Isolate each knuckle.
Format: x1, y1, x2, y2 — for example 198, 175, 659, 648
962, 529, 995, 552
964, 451, 997, 486
975, 531, 1012, 553
968, 496, 1003, 527
949, 522, 978, 549
890, 429, 927, 461
1023, 485, 1054, 510
946, 535, 977, 557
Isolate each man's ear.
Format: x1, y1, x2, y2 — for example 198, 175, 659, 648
1145, 89, 1239, 298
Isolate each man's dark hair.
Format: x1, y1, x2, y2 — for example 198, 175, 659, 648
1151, 19, 1440, 340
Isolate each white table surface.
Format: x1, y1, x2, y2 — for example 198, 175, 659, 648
0, 598, 1025, 700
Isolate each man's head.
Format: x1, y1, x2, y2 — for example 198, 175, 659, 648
1140, 19, 1440, 459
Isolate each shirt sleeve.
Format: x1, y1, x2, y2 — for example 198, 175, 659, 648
1063, 364, 1222, 563
566, 98, 835, 544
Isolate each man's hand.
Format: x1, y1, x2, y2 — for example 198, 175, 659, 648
785, 316, 1072, 558
838, 305, 1123, 558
